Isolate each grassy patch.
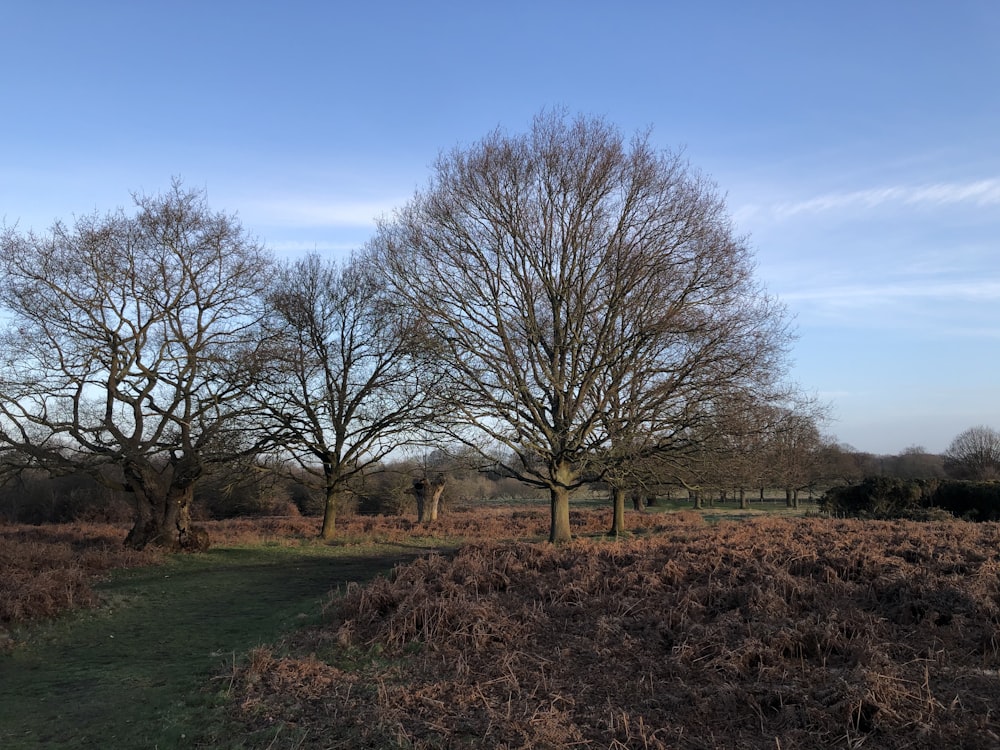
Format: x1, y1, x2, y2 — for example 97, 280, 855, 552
0, 544, 413, 749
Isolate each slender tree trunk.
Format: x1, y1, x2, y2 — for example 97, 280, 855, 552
609, 486, 627, 537
414, 479, 426, 522
691, 490, 703, 510
427, 479, 445, 522
631, 490, 644, 512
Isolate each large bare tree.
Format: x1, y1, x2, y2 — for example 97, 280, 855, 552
373, 110, 792, 542
944, 425, 1000, 480
258, 251, 440, 539
0, 182, 272, 548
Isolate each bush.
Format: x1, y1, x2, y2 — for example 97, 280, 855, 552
821, 477, 933, 519
932, 481, 1000, 521
0, 472, 132, 524
823, 477, 1000, 521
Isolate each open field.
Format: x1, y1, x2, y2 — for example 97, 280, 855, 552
4, 505, 999, 748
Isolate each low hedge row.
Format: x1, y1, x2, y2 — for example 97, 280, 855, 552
821, 476, 1000, 520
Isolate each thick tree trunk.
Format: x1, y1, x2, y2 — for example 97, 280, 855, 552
321, 483, 340, 541
414, 474, 445, 524
739, 487, 749, 510
123, 462, 207, 551
549, 484, 572, 543
609, 486, 627, 537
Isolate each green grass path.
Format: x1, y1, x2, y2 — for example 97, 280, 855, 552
0, 545, 411, 749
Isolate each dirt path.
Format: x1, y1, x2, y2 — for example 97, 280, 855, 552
0, 546, 413, 749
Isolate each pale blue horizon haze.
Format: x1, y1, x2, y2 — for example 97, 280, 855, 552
2, 1, 998, 455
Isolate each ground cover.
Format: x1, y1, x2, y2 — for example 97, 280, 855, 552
0, 526, 418, 749
231, 515, 1000, 749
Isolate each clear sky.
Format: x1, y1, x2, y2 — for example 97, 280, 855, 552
2, 1, 998, 455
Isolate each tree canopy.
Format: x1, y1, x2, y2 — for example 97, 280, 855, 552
0, 181, 272, 548
373, 110, 792, 542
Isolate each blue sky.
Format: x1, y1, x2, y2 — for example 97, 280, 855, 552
2, 1, 998, 455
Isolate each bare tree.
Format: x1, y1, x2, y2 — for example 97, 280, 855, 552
0, 181, 272, 549
766, 404, 826, 507
944, 425, 1000, 480
257, 251, 439, 539
373, 110, 792, 542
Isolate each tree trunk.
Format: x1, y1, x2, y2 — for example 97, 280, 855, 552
631, 490, 644, 512
427, 476, 445, 522
549, 485, 571, 543
122, 461, 207, 551
609, 486, 627, 537
321, 484, 340, 541
785, 487, 794, 507
739, 487, 749, 510
414, 474, 446, 524
691, 490, 703, 510
170, 484, 208, 551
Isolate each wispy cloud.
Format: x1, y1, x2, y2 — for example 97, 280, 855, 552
244, 197, 406, 227
738, 178, 1000, 223
267, 239, 361, 254
781, 278, 1000, 304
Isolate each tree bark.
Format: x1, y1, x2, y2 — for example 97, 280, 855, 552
631, 490, 644, 512
321, 483, 340, 541
609, 486, 627, 537
122, 462, 207, 551
414, 474, 445, 524
549, 484, 572, 543
739, 487, 749, 510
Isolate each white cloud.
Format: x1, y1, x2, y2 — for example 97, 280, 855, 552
244, 197, 407, 228
781, 278, 1000, 304
738, 178, 1000, 223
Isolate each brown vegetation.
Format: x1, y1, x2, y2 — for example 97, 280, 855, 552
0, 523, 162, 640
0, 506, 629, 638
233, 515, 1000, 748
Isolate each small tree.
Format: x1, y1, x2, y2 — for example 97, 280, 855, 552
944, 426, 1000, 481
0, 182, 272, 549
374, 110, 791, 542
256, 251, 439, 540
